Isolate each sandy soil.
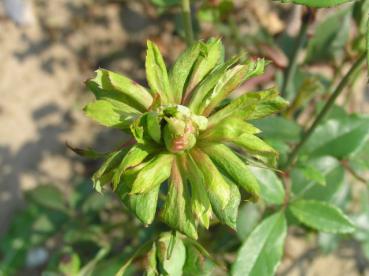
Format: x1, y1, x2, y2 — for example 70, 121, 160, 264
0, 0, 367, 275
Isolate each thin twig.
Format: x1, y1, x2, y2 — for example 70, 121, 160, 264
181, 0, 194, 46
281, 8, 312, 98
284, 53, 367, 169
341, 160, 369, 185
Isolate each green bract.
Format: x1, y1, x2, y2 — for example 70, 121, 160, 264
82, 39, 288, 239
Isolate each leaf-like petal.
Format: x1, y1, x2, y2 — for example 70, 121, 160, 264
84, 100, 139, 129
203, 59, 266, 116
191, 149, 231, 213
130, 153, 174, 194
203, 144, 260, 200
86, 69, 152, 111
209, 88, 288, 126
161, 159, 198, 239
182, 39, 224, 103
146, 41, 172, 103
117, 169, 160, 225
180, 154, 212, 228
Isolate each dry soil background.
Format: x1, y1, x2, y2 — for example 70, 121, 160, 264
0, 1, 368, 275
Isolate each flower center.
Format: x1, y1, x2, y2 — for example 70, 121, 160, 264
159, 105, 208, 153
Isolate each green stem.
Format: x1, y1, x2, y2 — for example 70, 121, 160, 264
284, 53, 366, 169
281, 12, 310, 98
181, 0, 194, 46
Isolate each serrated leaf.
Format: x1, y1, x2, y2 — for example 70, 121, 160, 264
130, 153, 174, 194
146, 41, 172, 103
305, 9, 351, 63
191, 149, 231, 210
209, 88, 288, 126
203, 59, 267, 116
278, 0, 354, 8
291, 156, 345, 202
84, 100, 139, 129
301, 115, 369, 158
296, 163, 326, 186
289, 200, 355, 233
160, 160, 198, 239
203, 144, 260, 200
170, 42, 202, 103
250, 167, 285, 205
232, 212, 287, 276
86, 69, 152, 112
253, 117, 301, 142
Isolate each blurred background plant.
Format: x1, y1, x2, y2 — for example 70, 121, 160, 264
0, 0, 368, 275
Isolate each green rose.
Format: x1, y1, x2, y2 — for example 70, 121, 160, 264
79, 38, 288, 239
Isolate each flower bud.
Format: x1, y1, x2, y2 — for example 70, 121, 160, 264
161, 105, 207, 153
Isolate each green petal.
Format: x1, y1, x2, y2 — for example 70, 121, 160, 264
113, 144, 155, 190
116, 169, 160, 225
182, 39, 224, 103
200, 117, 260, 142
191, 149, 231, 210
146, 41, 172, 104
209, 88, 288, 126
202, 58, 266, 116
130, 153, 174, 194
180, 154, 212, 229
92, 148, 128, 192
188, 56, 239, 114
130, 113, 164, 145
160, 159, 198, 239
146, 112, 162, 143
84, 100, 139, 129
170, 42, 202, 103
86, 69, 152, 112
203, 144, 260, 200
210, 176, 241, 229
234, 133, 278, 157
